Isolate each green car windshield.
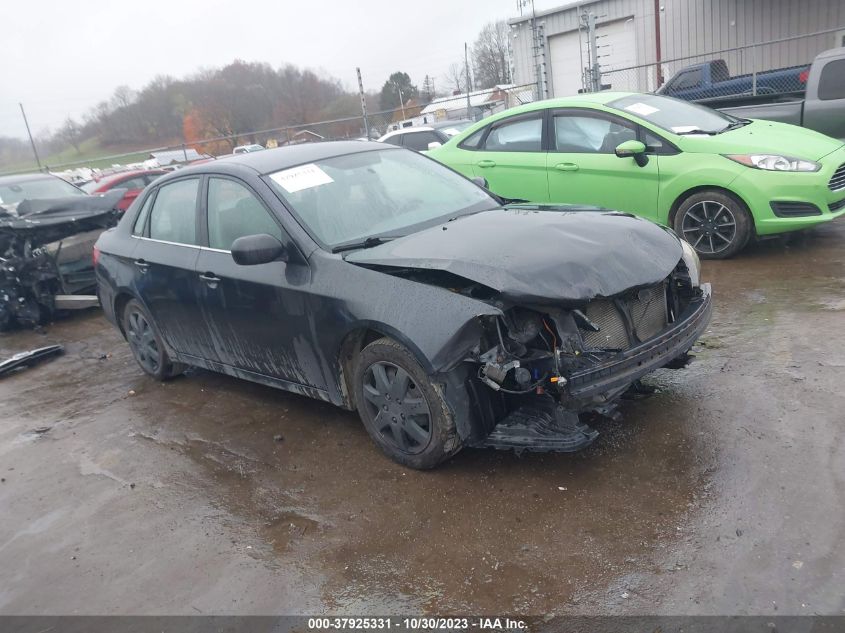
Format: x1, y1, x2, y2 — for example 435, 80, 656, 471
267, 147, 497, 248
608, 94, 739, 134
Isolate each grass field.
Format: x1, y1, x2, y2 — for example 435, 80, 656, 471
1, 137, 154, 174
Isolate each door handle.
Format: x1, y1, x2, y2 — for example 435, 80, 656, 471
476, 159, 497, 168
134, 259, 150, 273
554, 162, 579, 172
199, 272, 221, 288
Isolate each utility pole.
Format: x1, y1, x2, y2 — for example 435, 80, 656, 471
464, 42, 472, 119
356, 67, 370, 140
391, 81, 406, 120
19, 103, 42, 171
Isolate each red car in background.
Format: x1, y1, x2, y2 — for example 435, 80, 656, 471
82, 170, 165, 211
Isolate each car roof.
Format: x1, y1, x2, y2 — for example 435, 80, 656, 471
164, 141, 390, 179
93, 169, 162, 186
0, 172, 63, 185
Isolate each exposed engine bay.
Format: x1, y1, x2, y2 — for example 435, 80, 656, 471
377, 254, 709, 454
0, 189, 123, 330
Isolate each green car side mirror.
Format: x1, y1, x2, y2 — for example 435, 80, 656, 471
615, 140, 649, 167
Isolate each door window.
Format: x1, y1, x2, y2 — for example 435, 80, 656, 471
207, 178, 283, 251
118, 176, 147, 190
482, 116, 542, 152
553, 114, 636, 153
671, 68, 703, 90
382, 134, 404, 146
148, 178, 200, 245
459, 126, 487, 149
132, 192, 155, 235
402, 131, 442, 151
818, 59, 845, 100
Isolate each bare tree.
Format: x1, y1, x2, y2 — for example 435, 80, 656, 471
472, 20, 510, 90
111, 85, 137, 109
57, 118, 83, 153
442, 62, 467, 94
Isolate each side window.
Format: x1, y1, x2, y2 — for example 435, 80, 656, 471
119, 176, 147, 189
459, 126, 486, 149
145, 172, 164, 185
148, 178, 200, 245
482, 116, 542, 152
672, 69, 703, 90
553, 114, 636, 153
818, 59, 845, 101
207, 178, 282, 251
403, 131, 441, 151
643, 130, 667, 153
383, 134, 404, 147
132, 192, 155, 235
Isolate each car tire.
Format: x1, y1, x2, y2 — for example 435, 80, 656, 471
353, 337, 461, 469
673, 190, 752, 259
122, 299, 185, 381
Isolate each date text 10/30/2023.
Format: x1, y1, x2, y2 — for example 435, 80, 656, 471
307, 618, 528, 630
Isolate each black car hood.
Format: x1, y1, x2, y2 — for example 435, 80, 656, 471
346, 206, 683, 304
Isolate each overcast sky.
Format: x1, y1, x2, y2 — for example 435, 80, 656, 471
0, 0, 561, 139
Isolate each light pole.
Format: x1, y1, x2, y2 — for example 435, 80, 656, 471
392, 82, 406, 120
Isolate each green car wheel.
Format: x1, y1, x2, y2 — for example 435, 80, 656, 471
673, 190, 752, 259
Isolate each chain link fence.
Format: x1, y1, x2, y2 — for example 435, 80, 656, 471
596, 29, 839, 104
1, 84, 538, 180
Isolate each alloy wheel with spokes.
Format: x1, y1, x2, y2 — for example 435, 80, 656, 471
126, 308, 162, 375
361, 361, 432, 455
681, 200, 737, 255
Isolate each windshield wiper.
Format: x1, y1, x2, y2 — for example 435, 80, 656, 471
331, 235, 398, 253
674, 128, 721, 136
720, 118, 751, 133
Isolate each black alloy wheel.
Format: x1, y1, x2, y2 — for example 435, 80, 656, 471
361, 361, 433, 454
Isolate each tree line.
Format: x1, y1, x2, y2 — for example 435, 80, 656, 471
1, 20, 510, 168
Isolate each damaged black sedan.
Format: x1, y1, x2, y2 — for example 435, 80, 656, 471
95, 142, 711, 469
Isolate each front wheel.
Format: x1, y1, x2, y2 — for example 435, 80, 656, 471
353, 337, 461, 469
673, 190, 752, 259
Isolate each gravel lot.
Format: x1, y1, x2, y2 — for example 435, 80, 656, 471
1, 222, 843, 615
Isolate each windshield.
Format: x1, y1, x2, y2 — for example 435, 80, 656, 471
607, 94, 738, 134
0, 176, 85, 205
266, 147, 497, 248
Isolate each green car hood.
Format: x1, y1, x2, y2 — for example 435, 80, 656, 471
677, 120, 844, 161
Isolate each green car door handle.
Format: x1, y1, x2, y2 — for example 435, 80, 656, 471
476, 159, 497, 168
554, 162, 579, 172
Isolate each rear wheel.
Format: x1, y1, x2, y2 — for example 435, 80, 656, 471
353, 337, 461, 469
673, 190, 752, 259
122, 299, 185, 380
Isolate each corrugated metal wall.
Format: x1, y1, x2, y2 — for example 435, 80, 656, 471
509, 0, 845, 97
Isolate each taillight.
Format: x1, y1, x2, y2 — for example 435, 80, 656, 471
799, 69, 809, 83
92, 245, 100, 267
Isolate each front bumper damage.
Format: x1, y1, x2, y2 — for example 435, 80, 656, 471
467, 282, 712, 454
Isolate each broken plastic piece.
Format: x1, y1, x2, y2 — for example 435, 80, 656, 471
482, 399, 599, 454
0, 344, 64, 377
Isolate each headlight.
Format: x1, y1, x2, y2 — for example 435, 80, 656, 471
724, 154, 820, 172
680, 239, 701, 287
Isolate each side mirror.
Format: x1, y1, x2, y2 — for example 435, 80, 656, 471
615, 140, 649, 167
471, 176, 489, 189
427, 141, 443, 150
230, 233, 288, 265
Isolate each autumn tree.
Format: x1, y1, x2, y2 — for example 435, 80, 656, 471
379, 72, 418, 111
472, 20, 510, 89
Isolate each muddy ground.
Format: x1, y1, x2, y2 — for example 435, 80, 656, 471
1, 222, 843, 616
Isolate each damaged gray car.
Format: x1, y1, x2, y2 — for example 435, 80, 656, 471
95, 142, 711, 469
0, 173, 124, 330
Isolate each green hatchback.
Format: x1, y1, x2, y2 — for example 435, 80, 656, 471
429, 92, 845, 258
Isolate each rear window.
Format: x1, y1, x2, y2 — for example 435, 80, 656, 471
818, 59, 845, 100
0, 176, 84, 204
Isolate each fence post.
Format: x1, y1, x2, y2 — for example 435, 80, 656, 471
181, 143, 188, 163
751, 44, 758, 96
356, 67, 371, 140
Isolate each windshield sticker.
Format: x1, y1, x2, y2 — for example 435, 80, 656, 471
671, 125, 702, 133
270, 163, 334, 193
624, 102, 659, 117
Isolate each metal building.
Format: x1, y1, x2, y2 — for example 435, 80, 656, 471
508, 0, 845, 98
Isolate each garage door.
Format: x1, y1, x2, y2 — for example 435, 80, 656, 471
548, 17, 638, 97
